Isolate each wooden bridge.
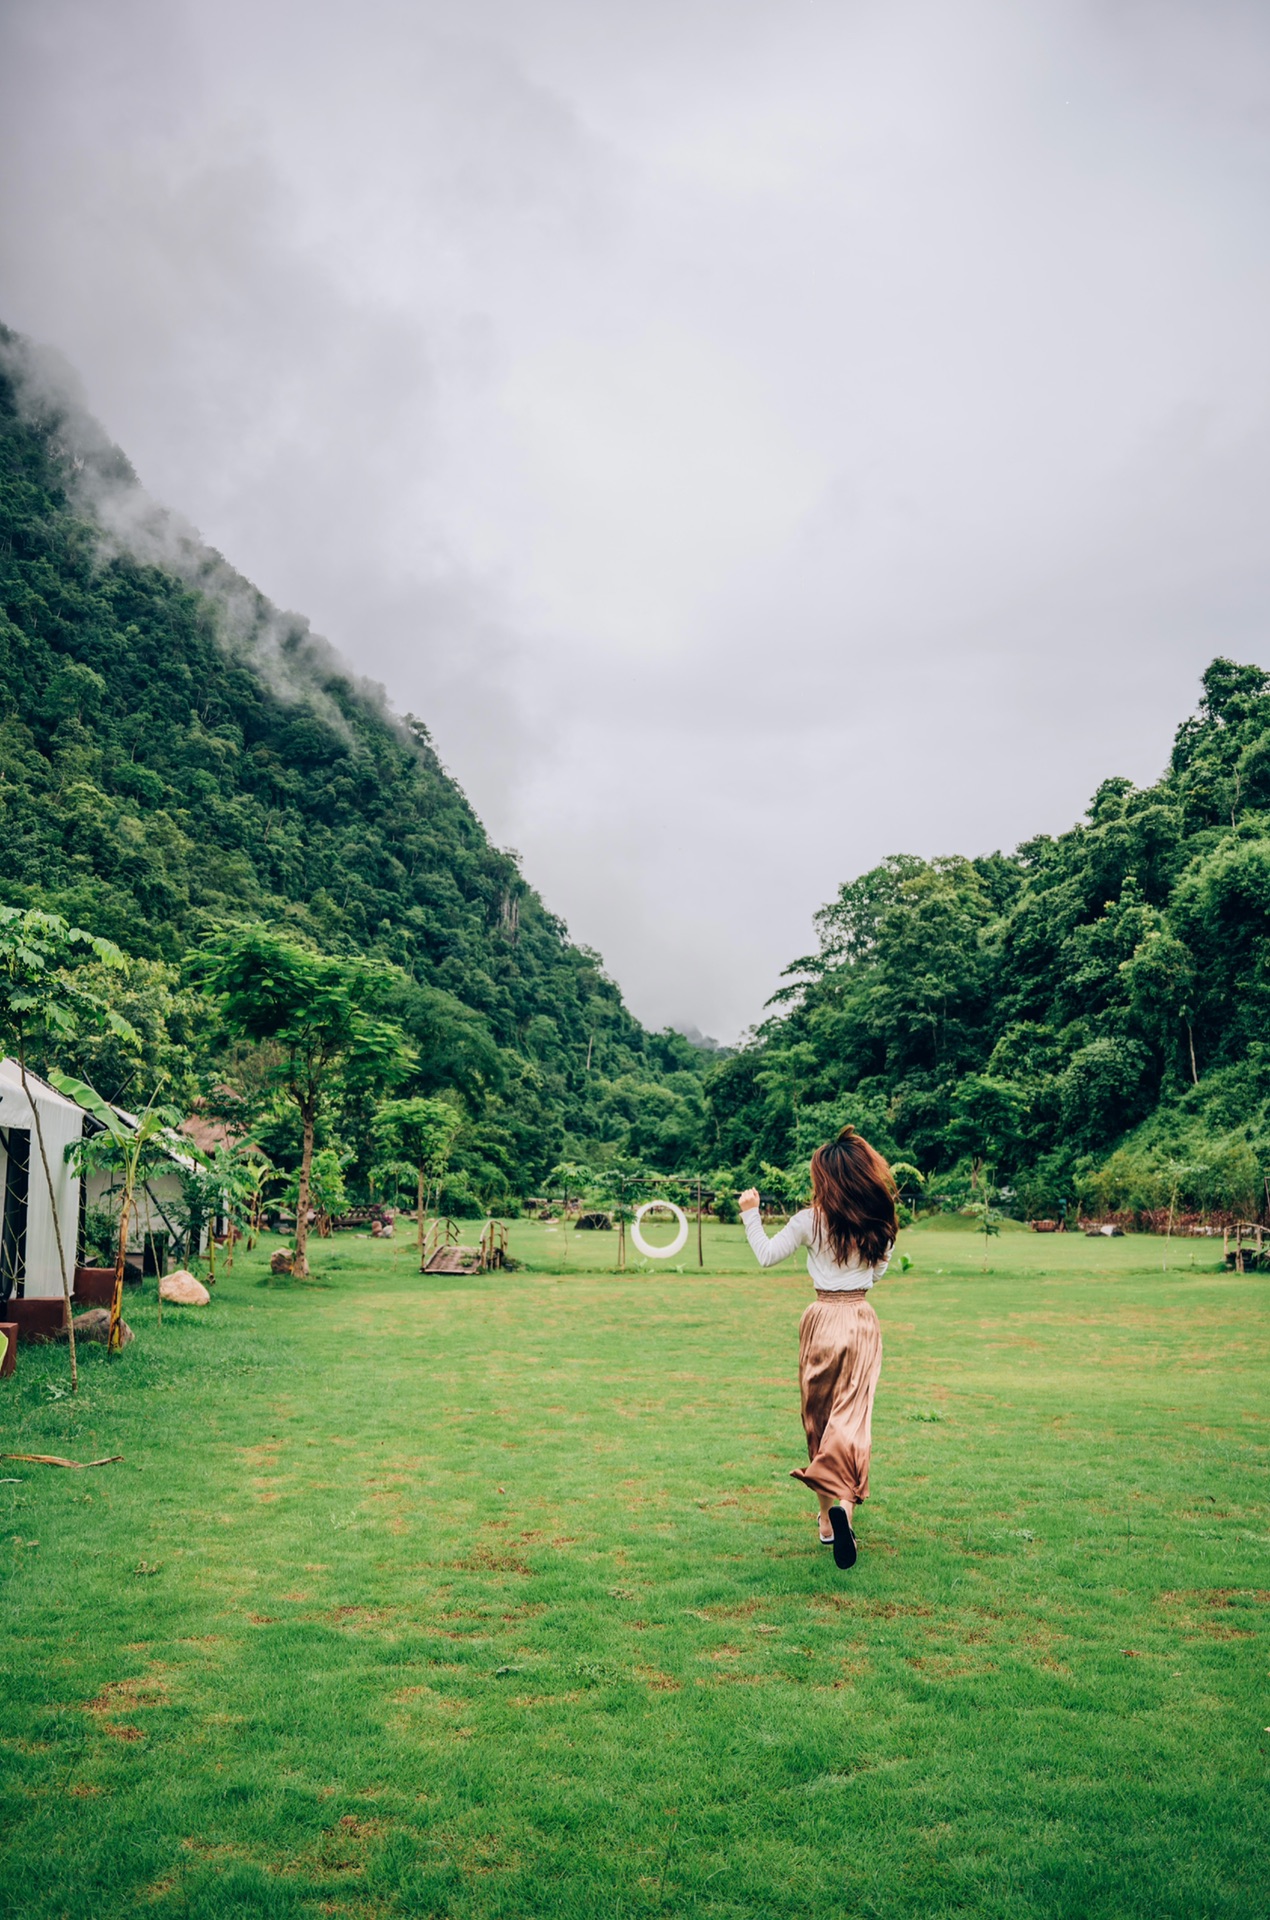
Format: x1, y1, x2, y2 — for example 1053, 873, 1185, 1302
421, 1218, 510, 1275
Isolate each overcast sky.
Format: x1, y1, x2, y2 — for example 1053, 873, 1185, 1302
2, 0, 1269, 1040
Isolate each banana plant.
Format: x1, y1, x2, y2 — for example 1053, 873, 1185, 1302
201, 1140, 260, 1275
241, 1150, 284, 1250
57, 1075, 182, 1352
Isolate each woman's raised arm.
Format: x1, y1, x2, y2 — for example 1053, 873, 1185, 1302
739, 1194, 810, 1268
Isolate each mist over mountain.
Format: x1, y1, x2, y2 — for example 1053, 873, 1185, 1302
0, 325, 717, 1198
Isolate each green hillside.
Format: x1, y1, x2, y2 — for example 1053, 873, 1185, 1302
0, 328, 712, 1197
719, 656, 1270, 1218
5, 321, 1269, 1222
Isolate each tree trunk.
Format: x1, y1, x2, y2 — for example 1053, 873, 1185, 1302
696, 1177, 703, 1268
417, 1165, 425, 1257
18, 1044, 78, 1393
109, 1182, 133, 1356
1186, 1021, 1198, 1087
293, 1115, 314, 1277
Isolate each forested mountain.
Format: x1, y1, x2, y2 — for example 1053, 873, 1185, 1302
0, 328, 712, 1201
5, 322, 1267, 1222
717, 656, 1270, 1218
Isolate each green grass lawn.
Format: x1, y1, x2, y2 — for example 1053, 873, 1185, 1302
2, 1220, 1267, 1918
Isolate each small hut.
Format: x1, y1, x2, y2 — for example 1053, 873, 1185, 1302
0, 1058, 84, 1309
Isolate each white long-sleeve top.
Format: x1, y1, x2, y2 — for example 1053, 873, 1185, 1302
741, 1205, 890, 1290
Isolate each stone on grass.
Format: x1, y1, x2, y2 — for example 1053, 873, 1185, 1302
270, 1249, 295, 1275
61, 1308, 133, 1345
160, 1270, 210, 1306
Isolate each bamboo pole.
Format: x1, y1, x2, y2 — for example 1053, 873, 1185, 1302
617, 1176, 626, 1273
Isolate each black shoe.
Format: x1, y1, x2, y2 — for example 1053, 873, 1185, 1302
828, 1505, 857, 1570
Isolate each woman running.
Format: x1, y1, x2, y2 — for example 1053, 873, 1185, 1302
739, 1127, 898, 1570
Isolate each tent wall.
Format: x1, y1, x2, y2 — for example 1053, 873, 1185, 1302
20, 1093, 82, 1299
84, 1170, 204, 1260
0, 1062, 83, 1300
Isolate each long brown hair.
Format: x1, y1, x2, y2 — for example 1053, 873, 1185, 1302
810, 1127, 898, 1268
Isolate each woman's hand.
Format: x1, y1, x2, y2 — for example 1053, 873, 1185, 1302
738, 1187, 761, 1213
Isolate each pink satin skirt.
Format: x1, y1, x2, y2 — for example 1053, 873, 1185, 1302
789, 1289, 883, 1505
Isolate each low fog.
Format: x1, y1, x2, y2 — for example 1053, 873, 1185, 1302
2, 0, 1268, 1040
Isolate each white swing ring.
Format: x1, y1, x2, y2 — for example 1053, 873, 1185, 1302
630, 1200, 689, 1260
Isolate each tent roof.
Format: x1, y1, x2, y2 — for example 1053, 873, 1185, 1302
0, 1057, 86, 1129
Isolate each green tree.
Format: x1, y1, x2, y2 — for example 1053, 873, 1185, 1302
963, 1173, 1003, 1272
372, 1096, 464, 1257
196, 930, 412, 1277
946, 1075, 1025, 1174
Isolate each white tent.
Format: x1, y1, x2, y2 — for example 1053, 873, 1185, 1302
0, 1058, 84, 1301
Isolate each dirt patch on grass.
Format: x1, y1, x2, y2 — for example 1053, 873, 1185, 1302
1160, 1587, 1270, 1608
907, 1653, 997, 1679
1159, 1589, 1268, 1638
181, 1837, 253, 1864
332, 1814, 388, 1843
511, 1691, 585, 1707
451, 1547, 534, 1576
811, 1596, 934, 1619
634, 1665, 680, 1691
697, 1598, 773, 1622
84, 1670, 170, 1731
329, 1606, 396, 1632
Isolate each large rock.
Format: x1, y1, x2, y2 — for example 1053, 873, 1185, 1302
160, 1270, 211, 1306
270, 1249, 295, 1276
61, 1308, 133, 1345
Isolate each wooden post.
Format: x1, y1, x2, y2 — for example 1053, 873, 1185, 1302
696, 1176, 703, 1268
618, 1176, 626, 1273
1236, 1223, 1245, 1274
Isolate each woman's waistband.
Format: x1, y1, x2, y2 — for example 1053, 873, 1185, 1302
812, 1286, 872, 1301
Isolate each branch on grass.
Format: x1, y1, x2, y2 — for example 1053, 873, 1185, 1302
1, 1453, 124, 1469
